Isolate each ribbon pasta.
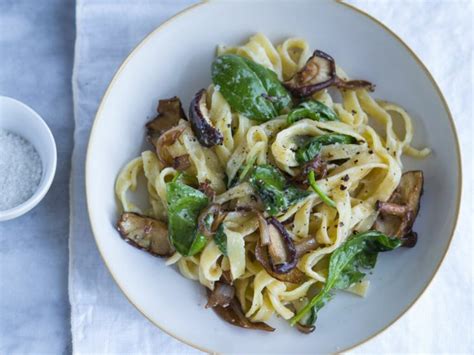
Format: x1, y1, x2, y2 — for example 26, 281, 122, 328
115, 34, 430, 323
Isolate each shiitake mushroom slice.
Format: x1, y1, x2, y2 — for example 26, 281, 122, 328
189, 89, 223, 147
117, 212, 174, 257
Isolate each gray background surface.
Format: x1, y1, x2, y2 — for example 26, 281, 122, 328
0, 1, 74, 353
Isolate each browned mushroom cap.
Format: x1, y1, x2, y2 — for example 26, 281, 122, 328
198, 180, 216, 201
267, 218, 297, 273
209, 292, 274, 332
155, 125, 186, 166
206, 282, 235, 308
296, 323, 315, 334
220, 270, 233, 285
172, 154, 191, 171
373, 171, 424, 247
401, 230, 418, 248
256, 210, 271, 246
335, 78, 375, 92
255, 240, 306, 284
254, 217, 305, 283
284, 49, 375, 97
284, 50, 336, 98
117, 212, 174, 257
146, 97, 186, 147
294, 236, 318, 258
293, 155, 328, 188
197, 203, 227, 238
189, 89, 223, 147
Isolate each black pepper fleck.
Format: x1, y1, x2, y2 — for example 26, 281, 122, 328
341, 174, 349, 182
340, 185, 347, 191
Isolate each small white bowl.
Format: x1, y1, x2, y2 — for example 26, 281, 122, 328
0, 96, 57, 221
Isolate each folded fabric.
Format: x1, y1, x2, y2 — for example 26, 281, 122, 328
70, 1, 200, 353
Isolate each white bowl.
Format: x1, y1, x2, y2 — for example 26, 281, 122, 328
86, 0, 462, 353
0, 96, 57, 221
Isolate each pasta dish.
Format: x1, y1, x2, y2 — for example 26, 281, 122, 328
115, 34, 429, 333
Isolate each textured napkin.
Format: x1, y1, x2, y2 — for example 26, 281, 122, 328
70, 1, 200, 353
70, 0, 472, 353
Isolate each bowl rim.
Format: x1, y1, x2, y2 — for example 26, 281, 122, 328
0, 96, 57, 222
85, 0, 463, 353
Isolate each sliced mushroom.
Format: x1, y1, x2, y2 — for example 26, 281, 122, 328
220, 270, 233, 285
197, 203, 227, 238
116, 212, 174, 257
252, 210, 269, 246
335, 78, 375, 92
255, 240, 306, 283
296, 323, 315, 334
295, 236, 318, 258
267, 220, 291, 266
376, 201, 411, 217
189, 89, 223, 147
172, 154, 191, 171
206, 282, 235, 308
155, 124, 186, 166
210, 293, 274, 332
401, 230, 418, 248
198, 180, 216, 201
284, 49, 375, 97
293, 155, 328, 187
284, 50, 336, 98
373, 171, 424, 247
146, 97, 186, 147
254, 217, 305, 282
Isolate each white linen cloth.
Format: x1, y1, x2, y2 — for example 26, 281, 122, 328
70, 0, 473, 353
70, 1, 199, 353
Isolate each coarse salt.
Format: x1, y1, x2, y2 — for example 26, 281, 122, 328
0, 129, 42, 211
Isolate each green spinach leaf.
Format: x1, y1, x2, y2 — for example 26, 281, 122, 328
214, 223, 227, 256
287, 100, 338, 124
249, 165, 310, 216
296, 133, 357, 164
300, 293, 332, 327
166, 179, 209, 256
242, 57, 293, 114
212, 54, 292, 122
290, 230, 402, 326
